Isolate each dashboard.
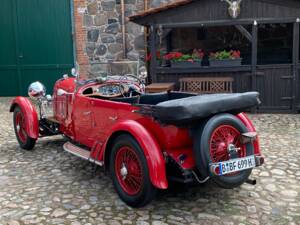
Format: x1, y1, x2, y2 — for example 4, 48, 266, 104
82, 83, 127, 98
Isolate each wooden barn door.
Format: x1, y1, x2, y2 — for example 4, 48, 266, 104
0, 0, 20, 96
254, 22, 297, 112
256, 65, 294, 112
0, 0, 74, 96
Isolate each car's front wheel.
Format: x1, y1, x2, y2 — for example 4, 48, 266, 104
13, 106, 36, 150
109, 134, 156, 207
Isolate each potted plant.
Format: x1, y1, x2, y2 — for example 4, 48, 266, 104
146, 50, 164, 66
163, 49, 204, 68
209, 50, 242, 67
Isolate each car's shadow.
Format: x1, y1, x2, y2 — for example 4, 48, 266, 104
17, 137, 246, 215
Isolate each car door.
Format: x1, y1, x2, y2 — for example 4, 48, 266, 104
89, 99, 119, 141
72, 95, 94, 146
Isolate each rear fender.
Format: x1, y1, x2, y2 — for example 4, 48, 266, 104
103, 120, 168, 190
10, 97, 39, 139
236, 113, 260, 155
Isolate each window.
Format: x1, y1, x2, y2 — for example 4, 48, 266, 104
167, 25, 252, 65
257, 23, 293, 65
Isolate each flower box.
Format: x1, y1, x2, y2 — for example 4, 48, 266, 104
164, 50, 204, 68
171, 60, 202, 68
209, 58, 242, 67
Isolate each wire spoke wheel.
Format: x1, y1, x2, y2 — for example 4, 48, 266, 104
210, 125, 246, 163
15, 110, 27, 144
13, 106, 36, 150
115, 146, 143, 196
110, 134, 156, 207
193, 114, 254, 189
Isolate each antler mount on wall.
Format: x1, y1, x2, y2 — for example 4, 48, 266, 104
221, 0, 242, 19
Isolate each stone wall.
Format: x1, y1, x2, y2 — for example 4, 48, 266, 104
73, 0, 174, 78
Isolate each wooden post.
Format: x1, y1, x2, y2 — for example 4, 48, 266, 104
251, 21, 258, 113
293, 21, 299, 112
166, 30, 172, 53
150, 25, 157, 83
251, 21, 258, 92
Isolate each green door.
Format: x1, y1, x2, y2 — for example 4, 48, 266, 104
0, 0, 74, 96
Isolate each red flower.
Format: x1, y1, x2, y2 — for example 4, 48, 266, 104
230, 50, 241, 59
174, 52, 183, 59
192, 49, 205, 59
146, 51, 163, 62
163, 52, 184, 61
146, 53, 152, 61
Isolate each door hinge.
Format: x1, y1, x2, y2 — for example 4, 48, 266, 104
281, 96, 295, 100
281, 76, 294, 79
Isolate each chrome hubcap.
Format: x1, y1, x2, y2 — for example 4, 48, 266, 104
16, 124, 20, 132
227, 144, 241, 153
120, 163, 128, 180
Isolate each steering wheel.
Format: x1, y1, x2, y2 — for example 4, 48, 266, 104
121, 74, 143, 86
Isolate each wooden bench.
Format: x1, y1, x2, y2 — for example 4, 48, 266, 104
179, 77, 234, 94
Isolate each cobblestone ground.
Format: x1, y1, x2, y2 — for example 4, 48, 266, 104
0, 97, 299, 225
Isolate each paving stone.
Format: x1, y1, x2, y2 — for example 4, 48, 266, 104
51, 209, 67, 218
281, 190, 298, 198
265, 184, 277, 192
271, 169, 286, 176
0, 98, 299, 224
7, 221, 20, 225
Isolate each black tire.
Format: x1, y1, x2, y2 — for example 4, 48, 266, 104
193, 113, 254, 189
109, 134, 157, 207
13, 106, 36, 150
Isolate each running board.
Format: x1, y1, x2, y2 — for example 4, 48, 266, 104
63, 142, 103, 166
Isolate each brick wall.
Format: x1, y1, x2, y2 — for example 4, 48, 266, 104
74, 0, 89, 78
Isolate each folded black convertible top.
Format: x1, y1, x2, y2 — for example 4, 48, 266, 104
148, 92, 260, 125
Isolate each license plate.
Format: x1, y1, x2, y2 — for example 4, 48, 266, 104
212, 155, 256, 176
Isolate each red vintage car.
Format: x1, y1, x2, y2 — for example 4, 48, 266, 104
10, 65, 264, 207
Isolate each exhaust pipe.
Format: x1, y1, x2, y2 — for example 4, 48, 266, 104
246, 179, 257, 185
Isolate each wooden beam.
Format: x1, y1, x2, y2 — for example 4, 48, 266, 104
158, 17, 298, 28
292, 22, 299, 112
149, 25, 158, 83
234, 25, 252, 42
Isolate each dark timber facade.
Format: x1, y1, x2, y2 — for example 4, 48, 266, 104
130, 0, 300, 112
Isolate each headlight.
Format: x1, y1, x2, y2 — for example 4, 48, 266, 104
28, 81, 46, 100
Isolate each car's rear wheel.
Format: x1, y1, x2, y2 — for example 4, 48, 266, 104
13, 106, 36, 150
193, 113, 254, 189
109, 134, 156, 207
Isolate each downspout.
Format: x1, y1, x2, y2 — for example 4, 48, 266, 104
121, 0, 127, 58
144, 0, 149, 83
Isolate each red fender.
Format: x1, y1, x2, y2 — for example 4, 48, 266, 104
104, 120, 168, 190
10, 97, 39, 139
236, 113, 261, 155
